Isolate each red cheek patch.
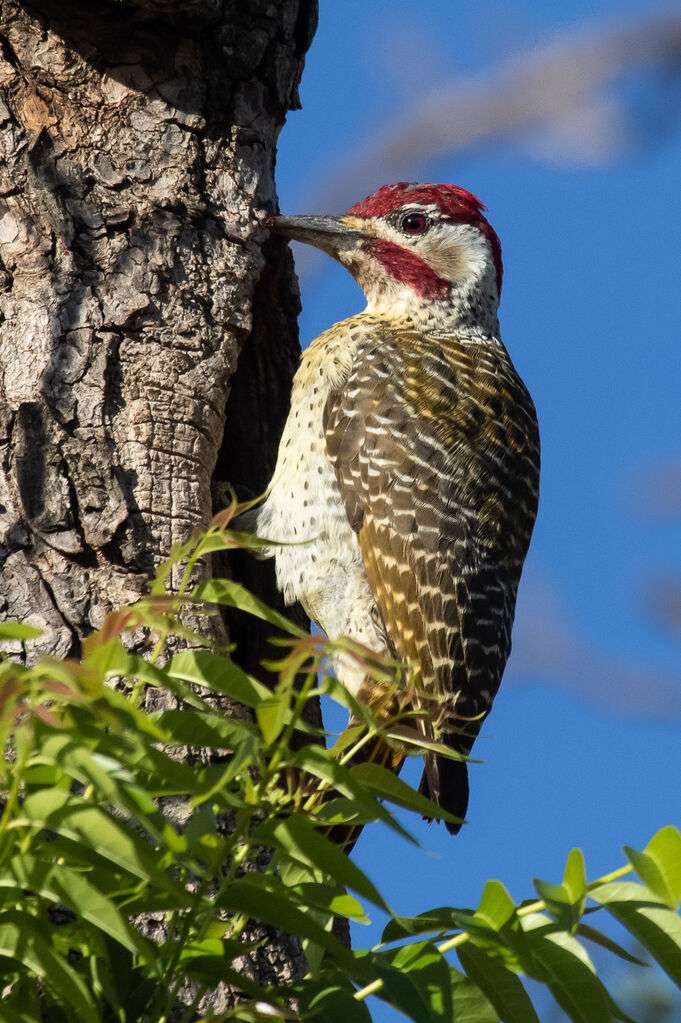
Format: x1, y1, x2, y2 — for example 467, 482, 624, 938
364, 239, 449, 300
348, 183, 503, 296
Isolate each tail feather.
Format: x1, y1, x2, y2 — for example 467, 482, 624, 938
419, 735, 469, 835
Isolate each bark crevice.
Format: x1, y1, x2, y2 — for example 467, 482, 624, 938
1, 0, 319, 1002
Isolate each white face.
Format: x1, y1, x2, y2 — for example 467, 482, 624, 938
382, 212, 494, 287
336, 205, 499, 321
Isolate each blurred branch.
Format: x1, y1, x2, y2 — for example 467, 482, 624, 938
630, 460, 681, 519
628, 459, 681, 641
647, 580, 681, 639
302, 6, 681, 215
508, 567, 681, 719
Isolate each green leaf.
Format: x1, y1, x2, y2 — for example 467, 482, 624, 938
576, 922, 648, 967
520, 913, 613, 1023
192, 578, 306, 637
348, 761, 463, 830
0, 855, 156, 961
450, 965, 500, 1022
294, 883, 370, 924
0, 1006, 35, 1023
624, 826, 681, 909
475, 880, 516, 931
256, 692, 290, 744
150, 707, 259, 749
457, 943, 540, 1023
0, 911, 96, 1018
533, 849, 586, 933
120, 740, 222, 799
0, 623, 43, 640
563, 848, 587, 902
449, 882, 533, 974
16, 788, 171, 887
32, 732, 163, 836
386, 723, 478, 761
293, 745, 414, 841
166, 648, 272, 707
298, 980, 373, 1023
370, 949, 441, 1023
216, 878, 349, 961
256, 814, 390, 912
179, 939, 266, 996
382, 907, 459, 944
592, 880, 681, 987
389, 940, 453, 1021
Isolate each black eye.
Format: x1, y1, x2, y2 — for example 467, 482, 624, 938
400, 212, 428, 235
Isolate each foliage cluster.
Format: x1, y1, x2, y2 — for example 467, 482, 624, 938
1, 512, 681, 1022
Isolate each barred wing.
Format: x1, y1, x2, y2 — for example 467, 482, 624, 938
324, 326, 539, 827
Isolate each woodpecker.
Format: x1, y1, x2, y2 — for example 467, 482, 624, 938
257, 182, 540, 832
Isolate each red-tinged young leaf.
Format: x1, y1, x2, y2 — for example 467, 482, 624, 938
457, 943, 540, 1023
32, 704, 61, 728
0, 678, 24, 715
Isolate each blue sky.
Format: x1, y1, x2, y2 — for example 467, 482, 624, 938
275, 1, 681, 1015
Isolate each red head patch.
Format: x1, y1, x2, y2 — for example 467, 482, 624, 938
347, 182, 503, 296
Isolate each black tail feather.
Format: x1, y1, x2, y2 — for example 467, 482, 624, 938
419, 739, 469, 835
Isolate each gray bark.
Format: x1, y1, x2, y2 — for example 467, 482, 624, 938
0, 0, 319, 1011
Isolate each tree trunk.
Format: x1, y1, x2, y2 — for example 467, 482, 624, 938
0, 0, 318, 1010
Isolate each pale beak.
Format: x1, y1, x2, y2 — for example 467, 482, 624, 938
267, 214, 369, 255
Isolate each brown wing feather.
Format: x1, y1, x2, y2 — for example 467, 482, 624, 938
324, 325, 540, 829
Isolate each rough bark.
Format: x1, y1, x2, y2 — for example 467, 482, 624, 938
0, 0, 319, 1010
0, 0, 315, 650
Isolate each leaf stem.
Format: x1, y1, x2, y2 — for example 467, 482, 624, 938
353, 862, 635, 1002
